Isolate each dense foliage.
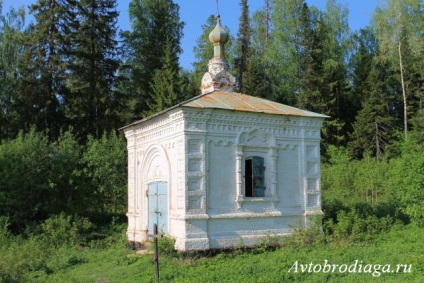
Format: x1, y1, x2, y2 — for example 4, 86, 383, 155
0, 194, 422, 282
0, 129, 126, 231
1, 134, 423, 281
1, 0, 423, 146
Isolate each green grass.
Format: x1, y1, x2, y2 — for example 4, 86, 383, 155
22, 224, 423, 283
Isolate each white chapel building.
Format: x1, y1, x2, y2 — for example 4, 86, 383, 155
121, 16, 327, 251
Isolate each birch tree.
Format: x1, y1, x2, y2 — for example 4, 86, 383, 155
373, 0, 424, 139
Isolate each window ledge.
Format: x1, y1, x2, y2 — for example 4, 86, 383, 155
236, 196, 279, 203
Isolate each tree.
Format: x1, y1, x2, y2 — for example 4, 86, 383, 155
0, 129, 81, 230
290, 1, 349, 150
349, 59, 398, 159
373, 0, 424, 140
296, 3, 323, 111
348, 27, 401, 159
15, 0, 73, 139
0, 3, 26, 138
123, 0, 184, 119
234, 0, 251, 92
81, 132, 126, 218
410, 109, 424, 146
389, 139, 424, 224
318, 0, 350, 148
243, 5, 273, 99
266, 0, 305, 105
66, 0, 121, 139
348, 28, 378, 123
144, 38, 185, 116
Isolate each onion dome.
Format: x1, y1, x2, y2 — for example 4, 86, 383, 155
208, 15, 229, 59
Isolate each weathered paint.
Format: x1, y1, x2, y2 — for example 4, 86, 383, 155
183, 91, 329, 118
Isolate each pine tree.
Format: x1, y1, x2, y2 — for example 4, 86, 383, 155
144, 38, 185, 116
0, 4, 26, 138
17, 0, 73, 138
317, 0, 350, 148
66, 0, 120, 138
411, 109, 424, 146
294, 2, 347, 151
266, 0, 305, 105
242, 56, 273, 99
347, 28, 378, 129
123, 0, 184, 119
297, 3, 323, 111
235, 0, 251, 92
349, 58, 398, 159
243, 7, 272, 99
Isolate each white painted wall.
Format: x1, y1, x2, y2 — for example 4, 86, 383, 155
124, 106, 324, 251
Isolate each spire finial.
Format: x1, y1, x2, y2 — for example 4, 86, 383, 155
200, 13, 236, 94
216, 0, 220, 17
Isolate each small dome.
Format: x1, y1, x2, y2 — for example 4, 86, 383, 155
209, 15, 229, 45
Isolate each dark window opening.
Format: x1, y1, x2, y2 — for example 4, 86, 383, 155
245, 159, 253, 197
245, 156, 266, 197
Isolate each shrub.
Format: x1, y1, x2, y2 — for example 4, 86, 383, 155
81, 132, 127, 220
280, 218, 326, 250
324, 209, 395, 241
39, 213, 93, 248
0, 129, 81, 230
0, 216, 11, 245
388, 140, 424, 225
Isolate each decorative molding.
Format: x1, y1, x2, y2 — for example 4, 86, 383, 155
183, 110, 322, 139
237, 128, 276, 147
141, 144, 170, 183
129, 109, 323, 144
278, 143, 299, 150
208, 139, 234, 147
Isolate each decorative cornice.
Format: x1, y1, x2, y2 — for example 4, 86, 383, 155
127, 108, 322, 144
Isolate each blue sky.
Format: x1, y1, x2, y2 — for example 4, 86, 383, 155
2, 0, 378, 70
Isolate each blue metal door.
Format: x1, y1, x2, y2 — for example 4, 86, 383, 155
148, 181, 168, 235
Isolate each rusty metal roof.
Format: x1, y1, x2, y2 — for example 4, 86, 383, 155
120, 91, 327, 131
183, 91, 328, 118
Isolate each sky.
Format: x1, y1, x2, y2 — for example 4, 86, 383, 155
2, 0, 379, 70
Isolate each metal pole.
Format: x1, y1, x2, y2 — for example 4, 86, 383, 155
153, 223, 159, 282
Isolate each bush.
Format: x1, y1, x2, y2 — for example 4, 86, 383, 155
324, 209, 395, 241
281, 218, 326, 249
38, 213, 93, 248
0, 129, 81, 230
81, 132, 127, 219
158, 236, 177, 255
0, 128, 127, 231
0, 216, 11, 245
388, 140, 424, 225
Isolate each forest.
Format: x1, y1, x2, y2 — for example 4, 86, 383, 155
0, 0, 423, 281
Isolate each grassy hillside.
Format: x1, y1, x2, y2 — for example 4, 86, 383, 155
3, 223, 420, 283
1, 141, 423, 282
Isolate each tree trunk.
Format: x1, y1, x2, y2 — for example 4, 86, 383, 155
375, 121, 381, 160
265, 0, 270, 41
398, 40, 408, 139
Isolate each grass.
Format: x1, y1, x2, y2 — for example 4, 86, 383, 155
21, 224, 423, 283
